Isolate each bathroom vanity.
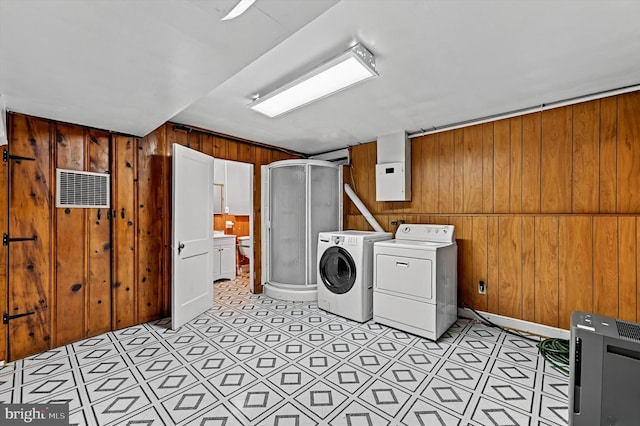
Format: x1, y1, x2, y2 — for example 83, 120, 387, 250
213, 234, 236, 281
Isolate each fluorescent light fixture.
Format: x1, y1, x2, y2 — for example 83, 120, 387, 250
249, 43, 378, 118
221, 0, 256, 20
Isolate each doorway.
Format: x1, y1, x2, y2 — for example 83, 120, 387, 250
212, 159, 254, 291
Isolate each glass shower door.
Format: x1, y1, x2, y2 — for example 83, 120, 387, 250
269, 165, 306, 285
308, 165, 340, 284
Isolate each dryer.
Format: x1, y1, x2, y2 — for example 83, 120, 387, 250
317, 231, 392, 322
373, 224, 457, 340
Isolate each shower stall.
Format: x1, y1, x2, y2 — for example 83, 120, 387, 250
261, 159, 342, 301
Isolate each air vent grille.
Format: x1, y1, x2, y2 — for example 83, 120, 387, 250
616, 319, 640, 341
56, 169, 110, 208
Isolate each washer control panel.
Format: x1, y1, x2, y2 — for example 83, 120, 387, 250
395, 224, 455, 243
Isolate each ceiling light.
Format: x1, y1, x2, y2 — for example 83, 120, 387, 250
249, 43, 379, 118
221, 0, 256, 21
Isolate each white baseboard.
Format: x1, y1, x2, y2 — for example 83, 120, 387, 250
458, 308, 569, 340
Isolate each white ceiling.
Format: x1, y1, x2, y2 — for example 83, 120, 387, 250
2, 0, 640, 155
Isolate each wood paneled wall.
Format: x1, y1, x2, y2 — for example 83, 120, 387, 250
346, 91, 640, 330
6, 114, 111, 360
214, 215, 251, 237
2, 115, 299, 360
0, 138, 7, 363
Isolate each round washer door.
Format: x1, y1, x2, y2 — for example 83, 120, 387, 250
319, 246, 357, 294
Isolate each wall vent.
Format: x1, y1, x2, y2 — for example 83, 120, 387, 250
617, 319, 640, 342
56, 169, 110, 208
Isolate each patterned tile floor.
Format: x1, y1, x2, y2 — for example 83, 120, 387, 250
0, 277, 569, 425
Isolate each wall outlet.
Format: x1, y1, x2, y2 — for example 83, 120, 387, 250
478, 280, 486, 295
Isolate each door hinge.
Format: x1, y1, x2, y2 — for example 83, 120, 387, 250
3, 233, 38, 246
3, 151, 36, 162
3, 311, 35, 324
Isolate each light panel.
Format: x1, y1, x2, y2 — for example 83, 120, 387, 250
249, 43, 378, 118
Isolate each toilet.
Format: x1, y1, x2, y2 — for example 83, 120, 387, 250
237, 236, 251, 274
237, 236, 251, 257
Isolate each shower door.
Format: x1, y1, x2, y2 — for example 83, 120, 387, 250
268, 165, 306, 286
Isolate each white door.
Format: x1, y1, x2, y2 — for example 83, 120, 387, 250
172, 144, 215, 329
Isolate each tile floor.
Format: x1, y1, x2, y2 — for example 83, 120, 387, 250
0, 277, 569, 425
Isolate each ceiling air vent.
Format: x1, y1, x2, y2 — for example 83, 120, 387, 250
56, 169, 110, 208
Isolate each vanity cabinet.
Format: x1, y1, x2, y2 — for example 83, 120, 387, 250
213, 235, 236, 281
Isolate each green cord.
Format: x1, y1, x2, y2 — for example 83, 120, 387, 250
537, 338, 570, 375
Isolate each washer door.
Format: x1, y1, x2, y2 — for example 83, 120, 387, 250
319, 246, 357, 294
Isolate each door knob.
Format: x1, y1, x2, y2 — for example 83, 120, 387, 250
178, 242, 185, 254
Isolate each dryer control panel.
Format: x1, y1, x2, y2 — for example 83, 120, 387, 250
395, 224, 455, 243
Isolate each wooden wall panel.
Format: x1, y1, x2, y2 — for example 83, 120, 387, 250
8, 114, 53, 360
638, 222, 640, 323
438, 131, 454, 213
253, 147, 269, 293
509, 117, 522, 213
535, 217, 559, 327
471, 217, 487, 310
86, 129, 111, 336
493, 119, 510, 213
213, 136, 227, 158
350, 145, 370, 215
112, 135, 137, 329
137, 130, 165, 323
162, 127, 173, 314
617, 92, 640, 213
54, 123, 86, 345
618, 217, 636, 322
187, 132, 201, 151
201, 134, 214, 157
462, 125, 483, 212
408, 137, 424, 214
572, 101, 600, 213
453, 129, 464, 213
419, 135, 439, 213
482, 123, 494, 214
541, 106, 572, 213
593, 217, 619, 318
0, 143, 7, 362
169, 129, 188, 147
460, 217, 473, 306
498, 217, 522, 319
521, 112, 541, 213
558, 217, 593, 329
599, 97, 617, 213
237, 142, 255, 164
521, 217, 535, 322
486, 217, 499, 314
226, 140, 239, 161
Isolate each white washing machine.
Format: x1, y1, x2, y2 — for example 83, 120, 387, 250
317, 231, 393, 322
373, 224, 457, 340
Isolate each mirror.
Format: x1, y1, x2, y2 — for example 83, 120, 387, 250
213, 184, 223, 214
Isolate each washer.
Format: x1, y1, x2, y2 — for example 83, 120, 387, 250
317, 231, 393, 322
373, 224, 457, 340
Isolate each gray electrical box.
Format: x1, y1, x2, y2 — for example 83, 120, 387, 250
375, 131, 411, 201
569, 311, 640, 425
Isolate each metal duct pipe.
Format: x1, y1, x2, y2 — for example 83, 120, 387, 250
344, 183, 384, 233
